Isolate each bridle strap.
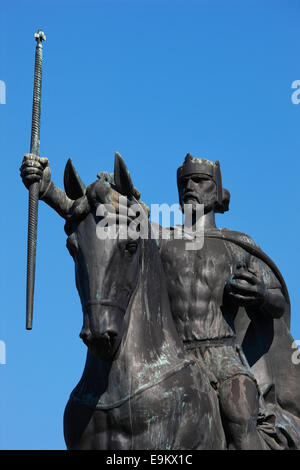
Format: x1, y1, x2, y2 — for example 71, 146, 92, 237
83, 299, 126, 313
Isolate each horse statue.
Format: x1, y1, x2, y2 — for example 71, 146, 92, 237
62, 154, 226, 450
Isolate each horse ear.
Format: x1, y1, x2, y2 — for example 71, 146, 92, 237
114, 152, 135, 197
64, 158, 86, 199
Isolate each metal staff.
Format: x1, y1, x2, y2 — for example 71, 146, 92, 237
26, 29, 46, 330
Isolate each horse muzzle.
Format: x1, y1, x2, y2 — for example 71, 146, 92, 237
80, 328, 119, 360
80, 300, 126, 360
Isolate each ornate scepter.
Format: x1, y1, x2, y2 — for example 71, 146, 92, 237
26, 29, 46, 330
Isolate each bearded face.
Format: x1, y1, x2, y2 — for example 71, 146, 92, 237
178, 174, 218, 214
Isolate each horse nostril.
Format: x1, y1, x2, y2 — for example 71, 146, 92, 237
80, 328, 91, 343
106, 330, 118, 340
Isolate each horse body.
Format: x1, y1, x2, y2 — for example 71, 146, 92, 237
63, 158, 226, 450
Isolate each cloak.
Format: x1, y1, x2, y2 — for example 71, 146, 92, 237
205, 228, 300, 448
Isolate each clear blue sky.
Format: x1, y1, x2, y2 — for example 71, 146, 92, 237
1, 0, 300, 450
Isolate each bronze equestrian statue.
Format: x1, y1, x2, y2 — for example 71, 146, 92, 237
20, 152, 300, 449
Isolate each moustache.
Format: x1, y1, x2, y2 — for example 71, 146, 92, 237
182, 192, 200, 202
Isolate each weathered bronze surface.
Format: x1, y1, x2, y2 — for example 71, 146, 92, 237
20, 152, 300, 449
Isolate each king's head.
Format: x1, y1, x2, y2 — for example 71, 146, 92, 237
177, 154, 230, 214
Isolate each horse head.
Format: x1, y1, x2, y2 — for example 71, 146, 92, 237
64, 153, 147, 361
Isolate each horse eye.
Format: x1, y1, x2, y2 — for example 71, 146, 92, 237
125, 241, 138, 254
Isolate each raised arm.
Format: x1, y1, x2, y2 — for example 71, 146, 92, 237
20, 153, 75, 218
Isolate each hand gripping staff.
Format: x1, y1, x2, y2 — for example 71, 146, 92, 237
26, 29, 46, 330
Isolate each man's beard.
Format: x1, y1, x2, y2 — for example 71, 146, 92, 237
182, 193, 216, 214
